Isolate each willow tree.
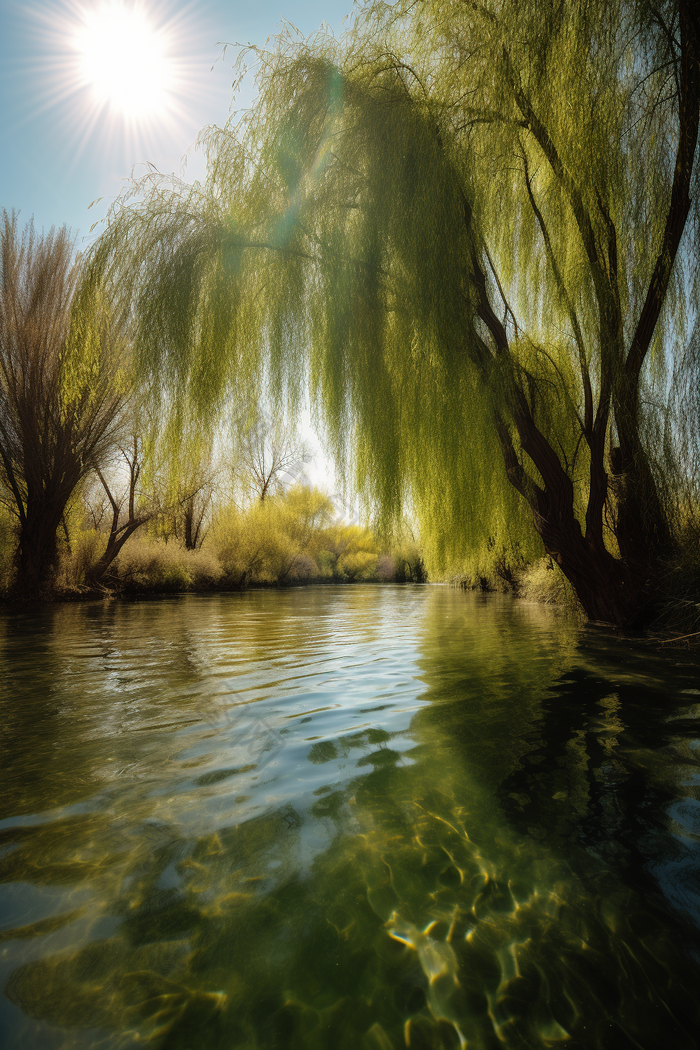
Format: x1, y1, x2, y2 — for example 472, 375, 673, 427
0, 214, 128, 598
230, 407, 311, 504
93, 0, 700, 626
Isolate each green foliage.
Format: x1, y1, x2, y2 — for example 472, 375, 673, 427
338, 549, 378, 581
211, 486, 333, 585
388, 539, 427, 584
440, 538, 527, 594
211, 500, 292, 584
517, 558, 582, 610
46, 483, 418, 595
115, 537, 222, 593
87, 20, 533, 573
318, 522, 379, 580
0, 499, 15, 593
87, 0, 700, 625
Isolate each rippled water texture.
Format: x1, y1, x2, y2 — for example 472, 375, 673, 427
1, 586, 699, 1050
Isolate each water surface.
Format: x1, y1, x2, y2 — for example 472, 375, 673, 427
1, 586, 699, 1049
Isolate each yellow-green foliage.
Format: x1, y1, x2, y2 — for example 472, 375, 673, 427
50, 483, 396, 596
518, 558, 582, 610
317, 523, 378, 580
390, 537, 426, 584
339, 550, 378, 581
211, 486, 334, 584
205, 486, 411, 587
87, 0, 699, 607
0, 502, 15, 593
53, 523, 223, 595
275, 487, 334, 571
434, 537, 527, 592
113, 538, 223, 593
211, 502, 291, 584
14, 474, 428, 596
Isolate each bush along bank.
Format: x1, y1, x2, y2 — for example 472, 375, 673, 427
1, 487, 427, 599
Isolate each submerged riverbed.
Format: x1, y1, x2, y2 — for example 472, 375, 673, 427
0, 586, 699, 1049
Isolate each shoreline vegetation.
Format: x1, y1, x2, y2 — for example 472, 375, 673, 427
2, 4, 700, 634
1, 465, 697, 644
3, 502, 698, 646
0, 483, 428, 603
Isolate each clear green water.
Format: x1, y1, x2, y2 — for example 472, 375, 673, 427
0, 586, 699, 1050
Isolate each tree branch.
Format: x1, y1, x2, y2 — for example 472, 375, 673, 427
626, 1, 700, 381
521, 149, 593, 434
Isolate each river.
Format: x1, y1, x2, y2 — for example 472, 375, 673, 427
0, 586, 698, 1049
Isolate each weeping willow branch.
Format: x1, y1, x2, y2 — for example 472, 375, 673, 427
89, 0, 700, 626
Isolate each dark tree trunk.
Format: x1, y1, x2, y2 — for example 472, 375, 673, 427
87, 519, 145, 586
475, 253, 672, 626
611, 389, 675, 577
13, 495, 67, 599
467, 2, 699, 629
498, 399, 656, 627
183, 496, 208, 551
532, 491, 644, 626
184, 500, 196, 551
518, 416, 654, 627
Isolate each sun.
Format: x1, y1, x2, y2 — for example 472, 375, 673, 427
23, 0, 214, 170
76, 2, 171, 117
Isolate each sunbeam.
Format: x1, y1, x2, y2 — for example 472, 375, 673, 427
21, 0, 212, 172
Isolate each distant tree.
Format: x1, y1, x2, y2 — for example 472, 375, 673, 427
320, 522, 378, 579
83, 412, 217, 585
276, 485, 333, 580
0, 213, 127, 598
210, 484, 333, 584
86, 435, 153, 587
231, 408, 311, 504
91, 0, 700, 626
181, 478, 216, 551
145, 425, 219, 550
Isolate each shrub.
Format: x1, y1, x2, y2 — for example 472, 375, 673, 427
55, 528, 104, 592
339, 550, 379, 580
517, 558, 581, 609
210, 487, 335, 585
210, 502, 295, 584
111, 536, 222, 593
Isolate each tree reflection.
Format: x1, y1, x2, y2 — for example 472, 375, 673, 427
1, 589, 699, 1049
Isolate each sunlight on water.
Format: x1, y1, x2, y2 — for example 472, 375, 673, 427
0, 587, 698, 1049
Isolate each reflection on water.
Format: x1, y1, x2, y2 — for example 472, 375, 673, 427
0, 587, 698, 1049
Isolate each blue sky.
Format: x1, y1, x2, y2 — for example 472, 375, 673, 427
0, 0, 354, 245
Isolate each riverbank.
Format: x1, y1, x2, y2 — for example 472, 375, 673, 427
0, 492, 427, 602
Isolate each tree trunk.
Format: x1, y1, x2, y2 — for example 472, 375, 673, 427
184, 500, 195, 551
87, 520, 145, 587
505, 405, 656, 627
532, 492, 644, 626
85, 462, 150, 587
13, 497, 66, 599
611, 412, 674, 577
